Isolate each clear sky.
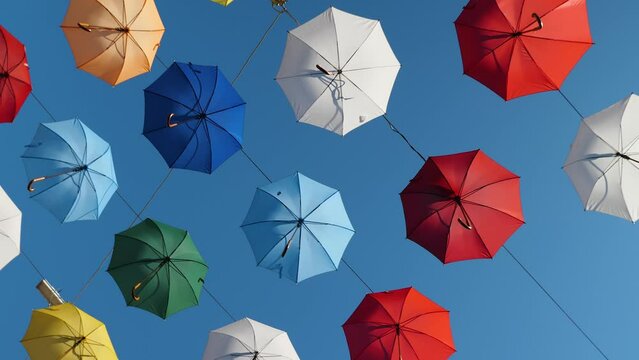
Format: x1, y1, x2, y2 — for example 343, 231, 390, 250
1, 0, 638, 359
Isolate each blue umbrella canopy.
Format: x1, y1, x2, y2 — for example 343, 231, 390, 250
143, 62, 245, 174
241, 173, 355, 283
21, 119, 118, 223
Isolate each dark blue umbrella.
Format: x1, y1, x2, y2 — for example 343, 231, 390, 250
143, 62, 245, 174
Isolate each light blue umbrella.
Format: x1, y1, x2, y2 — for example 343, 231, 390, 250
21, 119, 118, 223
241, 172, 354, 283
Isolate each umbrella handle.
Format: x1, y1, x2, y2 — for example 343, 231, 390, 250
316, 64, 331, 76
530, 13, 543, 32
27, 177, 46, 192
131, 282, 142, 301
77, 22, 92, 32
457, 218, 473, 230
167, 113, 179, 128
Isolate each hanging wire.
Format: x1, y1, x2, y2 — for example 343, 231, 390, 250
30, 92, 58, 122
241, 149, 272, 183
232, 11, 284, 85
383, 115, 427, 162
155, 55, 169, 70
558, 89, 585, 119
503, 246, 609, 359
342, 259, 374, 293
21, 250, 45, 280
202, 284, 236, 321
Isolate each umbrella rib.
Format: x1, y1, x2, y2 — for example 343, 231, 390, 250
74, 32, 126, 70
295, 74, 340, 122
454, 24, 514, 76
21, 155, 77, 167
519, 0, 571, 32
401, 327, 456, 355
168, 120, 205, 168
166, 261, 201, 304
343, 65, 401, 73
30, 173, 76, 198
111, 234, 165, 259
339, 72, 387, 115
348, 327, 396, 360
127, 0, 151, 28
287, 32, 338, 71
405, 201, 456, 239
340, 21, 383, 70
254, 225, 298, 266
304, 220, 354, 232
301, 223, 339, 269
302, 190, 339, 219
127, 30, 152, 71
241, 219, 297, 227
0, 29, 7, 69
202, 67, 220, 116
400, 310, 450, 326
520, 35, 593, 45
170, 258, 209, 268
39, 125, 83, 164
108, 258, 164, 272
87, 0, 125, 27
517, 36, 561, 89
256, 188, 298, 219
461, 176, 520, 198
457, 151, 480, 194
275, 71, 326, 81
462, 199, 525, 224
143, 89, 199, 117
175, 63, 204, 113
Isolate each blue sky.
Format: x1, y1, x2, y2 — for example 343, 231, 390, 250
1, 0, 638, 359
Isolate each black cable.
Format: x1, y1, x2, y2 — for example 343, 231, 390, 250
558, 89, 585, 119
21, 250, 45, 279
30, 92, 57, 122
202, 284, 236, 321
383, 115, 427, 162
503, 246, 609, 360
342, 259, 374, 293
155, 55, 169, 70
241, 149, 273, 183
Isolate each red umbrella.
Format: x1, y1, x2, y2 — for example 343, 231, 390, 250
401, 150, 524, 263
455, 0, 593, 100
0, 26, 31, 123
343, 287, 455, 360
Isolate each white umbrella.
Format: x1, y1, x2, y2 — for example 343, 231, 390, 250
276, 7, 400, 136
203, 318, 300, 360
564, 93, 639, 222
0, 185, 21, 269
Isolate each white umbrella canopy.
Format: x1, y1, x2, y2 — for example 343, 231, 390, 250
276, 7, 400, 136
0, 185, 21, 270
202, 318, 300, 360
564, 94, 639, 222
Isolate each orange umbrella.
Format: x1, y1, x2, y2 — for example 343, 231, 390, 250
61, 0, 165, 86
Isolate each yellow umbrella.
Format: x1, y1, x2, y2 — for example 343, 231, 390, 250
21, 303, 118, 360
61, 0, 165, 85
212, 0, 234, 6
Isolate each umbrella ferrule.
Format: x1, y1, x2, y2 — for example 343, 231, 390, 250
0, 71, 8, 78
616, 152, 631, 160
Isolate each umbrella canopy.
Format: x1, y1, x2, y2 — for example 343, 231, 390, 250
107, 218, 208, 319
61, 0, 165, 85
276, 7, 400, 135
401, 150, 524, 263
21, 303, 118, 360
241, 172, 354, 283
203, 318, 300, 360
212, 0, 233, 6
454, 0, 593, 100
343, 287, 455, 360
0, 25, 31, 123
144, 62, 245, 174
21, 119, 118, 223
564, 94, 639, 222
0, 185, 21, 270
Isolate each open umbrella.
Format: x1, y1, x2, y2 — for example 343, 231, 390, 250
0, 25, 31, 123
343, 287, 455, 360
401, 150, 524, 263
21, 303, 118, 360
203, 318, 300, 360
241, 172, 354, 283
455, 0, 593, 100
107, 218, 208, 319
564, 94, 639, 222
212, 0, 233, 6
276, 7, 400, 135
144, 62, 245, 174
0, 185, 20, 270
21, 119, 118, 223
61, 0, 165, 85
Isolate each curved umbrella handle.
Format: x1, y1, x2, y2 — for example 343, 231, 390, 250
457, 218, 473, 230
316, 64, 331, 76
167, 113, 179, 128
77, 22, 92, 32
27, 177, 46, 192
131, 282, 142, 301
531, 13, 543, 32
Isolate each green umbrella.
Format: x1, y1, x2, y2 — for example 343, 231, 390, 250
107, 218, 208, 319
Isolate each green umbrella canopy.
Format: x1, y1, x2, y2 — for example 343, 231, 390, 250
107, 218, 208, 319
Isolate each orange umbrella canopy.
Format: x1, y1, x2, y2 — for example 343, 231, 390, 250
61, 0, 165, 86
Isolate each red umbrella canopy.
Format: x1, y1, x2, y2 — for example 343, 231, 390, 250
454, 0, 593, 100
0, 26, 31, 123
343, 287, 455, 360
401, 150, 524, 264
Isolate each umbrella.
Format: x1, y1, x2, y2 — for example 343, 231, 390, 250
0, 185, 21, 270
212, 0, 233, 6
343, 287, 455, 360
21, 303, 118, 360
276, 7, 400, 135
401, 150, 524, 263
144, 62, 245, 174
241, 172, 354, 283
454, 0, 593, 100
107, 218, 208, 319
0, 25, 31, 123
21, 119, 118, 223
564, 94, 639, 222
203, 318, 300, 360
61, 0, 165, 85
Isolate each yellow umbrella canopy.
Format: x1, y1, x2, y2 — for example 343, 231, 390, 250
212, 0, 234, 6
21, 303, 118, 360
61, 0, 165, 85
